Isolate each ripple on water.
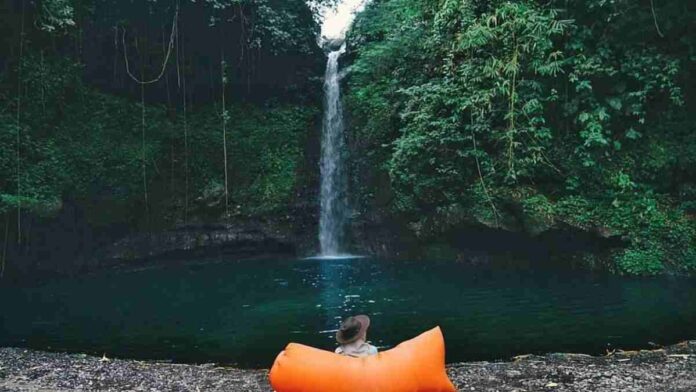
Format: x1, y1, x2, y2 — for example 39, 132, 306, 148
1, 257, 695, 368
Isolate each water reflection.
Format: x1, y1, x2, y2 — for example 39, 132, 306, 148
1, 258, 695, 368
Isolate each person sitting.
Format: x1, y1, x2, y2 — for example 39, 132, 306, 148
335, 315, 378, 357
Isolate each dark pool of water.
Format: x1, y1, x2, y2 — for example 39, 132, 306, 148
1, 257, 695, 368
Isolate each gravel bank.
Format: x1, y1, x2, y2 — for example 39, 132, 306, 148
1, 342, 695, 391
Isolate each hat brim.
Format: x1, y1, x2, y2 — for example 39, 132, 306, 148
336, 315, 371, 344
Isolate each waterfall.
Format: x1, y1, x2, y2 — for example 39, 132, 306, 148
319, 45, 348, 256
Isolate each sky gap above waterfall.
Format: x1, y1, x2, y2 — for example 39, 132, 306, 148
311, 0, 371, 42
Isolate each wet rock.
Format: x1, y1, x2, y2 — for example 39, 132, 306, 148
322, 37, 345, 51
100, 220, 300, 265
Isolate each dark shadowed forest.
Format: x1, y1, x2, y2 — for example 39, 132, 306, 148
0, 0, 694, 277
0, 0, 329, 276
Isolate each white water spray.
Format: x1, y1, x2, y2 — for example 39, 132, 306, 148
319, 45, 348, 256
314, 0, 370, 257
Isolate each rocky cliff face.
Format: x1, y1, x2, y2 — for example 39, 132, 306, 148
101, 220, 303, 264
90, 202, 322, 269
1, 195, 625, 281
0, 203, 320, 280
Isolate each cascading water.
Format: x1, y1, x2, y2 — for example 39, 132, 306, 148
315, 0, 370, 258
319, 45, 348, 256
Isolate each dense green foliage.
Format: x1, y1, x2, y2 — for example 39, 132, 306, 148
345, 0, 695, 275
0, 0, 323, 235
1, 0, 693, 276
0, 55, 317, 220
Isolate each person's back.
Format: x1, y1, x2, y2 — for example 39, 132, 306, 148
334, 315, 378, 358
335, 339, 378, 357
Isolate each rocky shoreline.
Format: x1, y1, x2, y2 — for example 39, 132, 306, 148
1, 342, 695, 392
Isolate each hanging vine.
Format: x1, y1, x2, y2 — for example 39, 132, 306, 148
121, 5, 179, 85
120, 6, 180, 227
175, 2, 181, 88
1, 215, 9, 278
162, 25, 172, 110
40, 50, 47, 116
181, 27, 190, 223
506, 31, 519, 182
650, 0, 665, 38
15, 0, 26, 245
471, 113, 500, 228
221, 46, 230, 217
140, 40, 150, 227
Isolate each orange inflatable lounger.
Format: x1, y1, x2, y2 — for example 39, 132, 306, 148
269, 326, 456, 392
